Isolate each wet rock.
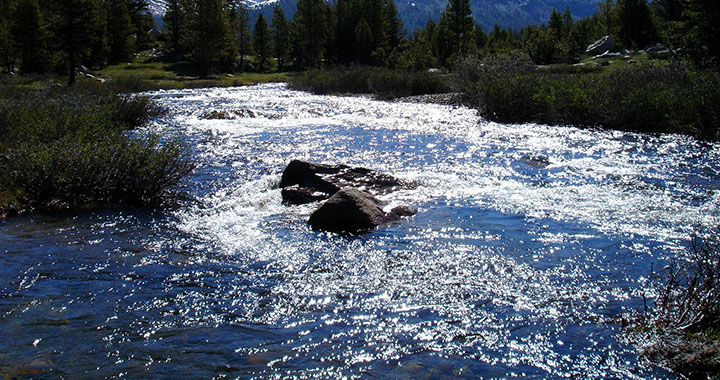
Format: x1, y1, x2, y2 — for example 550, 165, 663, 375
281, 187, 328, 204
279, 160, 405, 205
308, 189, 417, 233
593, 51, 622, 60
308, 189, 384, 233
387, 205, 418, 221
201, 109, 257, 120
586, 35, 615, 56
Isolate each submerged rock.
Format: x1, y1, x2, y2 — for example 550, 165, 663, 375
308, 188, 416, 233
279, 160, 405, 205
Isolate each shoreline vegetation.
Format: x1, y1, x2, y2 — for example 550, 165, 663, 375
0, 77, 193, 218
2, 0, 720, 377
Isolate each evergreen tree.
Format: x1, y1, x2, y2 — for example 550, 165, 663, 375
598, 0, 614, 36
163, 0, 184, 56
385, 0, 403, 50
436, 0, 475, 65
107, 0, 135, 62
293, 0, 329, 68
616, 0, 657, 48
234, 4, 252, 69
355, 17, 372, 63
270, 4, 290, 71
11, 0, 48, 73
254, 14, 270, 72
185, 0, 234, 77
548, 8, 565, 40
47, 0, 104, 85
0, 0, 15, 72
126, 0, 153, 51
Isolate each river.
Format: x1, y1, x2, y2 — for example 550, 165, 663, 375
2, 83, 720, 379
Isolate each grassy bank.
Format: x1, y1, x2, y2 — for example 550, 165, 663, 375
0, 77, 193, 217
289, 66, 451, 99
457, 55, 720, 140
96, 56, 292, 91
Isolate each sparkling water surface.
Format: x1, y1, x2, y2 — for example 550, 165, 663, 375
2, 83, 720, 379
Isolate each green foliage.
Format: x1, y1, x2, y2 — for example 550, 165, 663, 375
270, 5, 291, 71
616, 0, 657, 49
289, 66, 450, 98
184, 0, 236, 77
458, 55, 720, 140
253, 14, 270, 72
0, 80, 192, 214
107, 0, 135, 63
232, 4, 253, 69
292, 0, 330, 68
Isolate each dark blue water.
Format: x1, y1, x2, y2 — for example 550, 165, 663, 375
2, 84, 720, 379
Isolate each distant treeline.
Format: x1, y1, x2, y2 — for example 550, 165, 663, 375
0, 0, 719, 82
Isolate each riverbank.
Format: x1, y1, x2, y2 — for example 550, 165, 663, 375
0, 77, 193, 218
289, 58, 720, 141
96, 56, 292, 91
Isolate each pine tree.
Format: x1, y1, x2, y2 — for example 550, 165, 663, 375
254, 14, 270, 72
163, 0, 184, 56
185, 0, 234, 77
355, 17, 372, 63
436, 0, 475, 65
47, 0, 103, 85
616, 0, 657, 48
293, 0, 329, 68
385, 0, 403, 50
270, 4, 290, 71
0, 0, 15, 72
11, 0, 48, 73
107, 0, 135, 62
234, 4, 252, 69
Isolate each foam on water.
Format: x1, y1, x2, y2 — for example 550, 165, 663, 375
2, 83, 719, 379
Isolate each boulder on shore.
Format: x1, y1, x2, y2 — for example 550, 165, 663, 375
586, 35, 615, 56
308, 188, 416, 233
279, 160, 405, 205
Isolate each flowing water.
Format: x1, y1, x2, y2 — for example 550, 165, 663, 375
2, 83, 720, 379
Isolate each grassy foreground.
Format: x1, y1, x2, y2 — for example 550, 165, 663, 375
0, 77, 193, 217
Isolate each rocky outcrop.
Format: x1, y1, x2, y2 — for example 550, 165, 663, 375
279, 160, 405, 205
586, 35, 615, 56
308, 188, 416, 233
279, 160, 416, 233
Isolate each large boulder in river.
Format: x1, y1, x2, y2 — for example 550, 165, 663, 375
308, 188, 416, 233
586, 35, 615, 56
280, 160, 405, 205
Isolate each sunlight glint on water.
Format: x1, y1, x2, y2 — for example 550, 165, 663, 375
2, 83, 719, 379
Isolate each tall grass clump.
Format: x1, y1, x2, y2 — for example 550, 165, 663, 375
457, 55, 720, 140
633, 228, 720, 379
289, 66, 451, 98
0, 79, 192, 216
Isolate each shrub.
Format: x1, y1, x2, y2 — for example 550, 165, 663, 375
636, 228, 720, 379
289, 66, 451, 99
458, 55, 720, 140
0, 80, 191, 215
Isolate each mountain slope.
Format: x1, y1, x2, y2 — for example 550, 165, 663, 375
149, 0, 599, 33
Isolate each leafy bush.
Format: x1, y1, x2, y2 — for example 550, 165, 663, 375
635, 228, 720, 379
289, 66, 451, 98
0, 80, 192, 215
457, 55, 720, 140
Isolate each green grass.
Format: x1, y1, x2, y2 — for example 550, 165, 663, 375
96, 56, 292, 91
